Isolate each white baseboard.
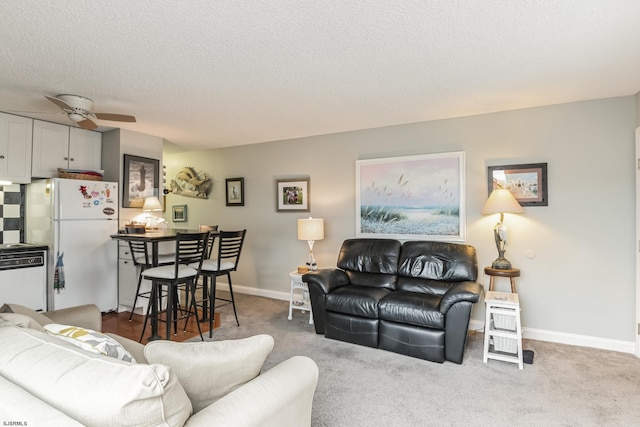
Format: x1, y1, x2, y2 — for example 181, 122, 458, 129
228, 286, 637, 356
215, 283, 291, 301
469, 319, 636, 355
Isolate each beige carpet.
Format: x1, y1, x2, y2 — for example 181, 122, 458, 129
203, 291, 640, 426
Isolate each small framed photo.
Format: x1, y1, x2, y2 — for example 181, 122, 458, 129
276, 178, 310, 212
172, 205, 188, 222
488, 163, 548, 206
225, 178, 244, 206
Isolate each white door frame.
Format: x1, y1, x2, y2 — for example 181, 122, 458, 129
636, 126, 640, 358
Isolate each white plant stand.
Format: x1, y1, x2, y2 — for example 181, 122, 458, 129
483, 291, 523, 369
288, 271, 313, 324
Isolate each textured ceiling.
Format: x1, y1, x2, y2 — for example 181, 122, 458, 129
1, 1, 639, 151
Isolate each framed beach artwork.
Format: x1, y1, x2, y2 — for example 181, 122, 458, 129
356, 151, 466, 241
487, 163, 548, 206
123, 154, 159, 208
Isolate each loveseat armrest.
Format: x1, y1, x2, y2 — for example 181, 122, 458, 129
184, 356, 319, 427
43, 304, 102, 332
439, 281, 483, 314
303, 268, 349, 294
303, 268, 349, 334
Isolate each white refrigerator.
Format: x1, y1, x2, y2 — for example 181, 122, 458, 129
26, 178, 119, 312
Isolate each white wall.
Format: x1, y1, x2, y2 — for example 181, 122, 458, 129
164, 96, 637, 349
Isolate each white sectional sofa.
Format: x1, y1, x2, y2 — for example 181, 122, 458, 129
0, 303, 319, 426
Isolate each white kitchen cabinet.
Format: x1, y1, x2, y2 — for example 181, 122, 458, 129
0, 112, 33, 183
118, 241, 151, 314
70, 127, 102, 170
118, 243, 137, 309
32, 120, 102, 178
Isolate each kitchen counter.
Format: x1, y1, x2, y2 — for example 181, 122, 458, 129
0, 243, 49, 253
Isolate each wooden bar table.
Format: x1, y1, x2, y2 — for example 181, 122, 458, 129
111, 228, 218, 341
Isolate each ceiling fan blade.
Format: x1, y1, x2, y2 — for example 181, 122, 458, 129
45, 95, 73, 111
94, 112, 136, 123
77, 118, 98, 130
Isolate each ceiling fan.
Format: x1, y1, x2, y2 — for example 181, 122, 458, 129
45, 94, 136, 130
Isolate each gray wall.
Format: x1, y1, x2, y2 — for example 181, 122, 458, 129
164, 96, 637, 346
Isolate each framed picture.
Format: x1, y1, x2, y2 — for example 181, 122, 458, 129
123, 154, 159, 208
356, 151, 466, 241
226, 177, 245, 206
276, 178, 310, 212
172, 205, 188, 222
488, 163, 548, 206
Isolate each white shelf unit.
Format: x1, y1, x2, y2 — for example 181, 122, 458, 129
288, 271, 313, 324
483, 291, 523, 369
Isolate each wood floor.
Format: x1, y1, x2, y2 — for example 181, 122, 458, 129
102, 310, 220, 343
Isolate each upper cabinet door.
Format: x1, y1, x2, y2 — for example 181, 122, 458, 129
32, 120, 70, 178
32, 121, 102, 178
69, 127, 101, 171
0, 112, 33, 183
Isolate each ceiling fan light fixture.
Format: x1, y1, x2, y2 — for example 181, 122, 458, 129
67, 112, 85, 123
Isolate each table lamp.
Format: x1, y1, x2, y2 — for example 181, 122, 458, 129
142, 196, 163, 230
481, 189, 523, 269
297, 217, 324, 271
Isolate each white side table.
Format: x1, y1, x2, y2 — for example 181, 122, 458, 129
288, 271, 313, 324
483, 291, 523, 369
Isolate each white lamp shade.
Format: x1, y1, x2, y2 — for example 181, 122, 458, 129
297, 217, 324, 241
142, 196, 162, 211
482, 189, 524, 214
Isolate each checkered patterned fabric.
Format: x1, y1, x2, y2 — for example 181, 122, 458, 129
0, 184, 25, 244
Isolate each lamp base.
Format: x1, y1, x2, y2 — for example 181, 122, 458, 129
306, 251, 317, 271
491, 256, 512, 270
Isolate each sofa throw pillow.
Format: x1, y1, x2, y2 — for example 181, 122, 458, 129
144, 334, 274, 413
44, 324, 136, 363
0, 313, 46, 331
2, 303, 53, 326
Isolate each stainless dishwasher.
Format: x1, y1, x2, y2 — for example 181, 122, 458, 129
0, 244, 48, 311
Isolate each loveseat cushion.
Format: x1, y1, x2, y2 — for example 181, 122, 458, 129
337, 239, 401, 290
144, 335, 274, 414
379, 291, 444, 329
0, 327, 192, 426
397, 241, 477, 282
325, 285, 391, 318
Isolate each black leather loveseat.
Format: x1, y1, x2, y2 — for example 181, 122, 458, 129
303, 238, 482, 364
